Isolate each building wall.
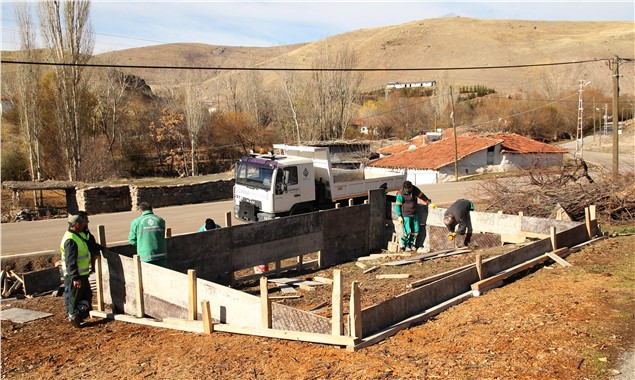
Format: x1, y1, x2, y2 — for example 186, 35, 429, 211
503, 153, 564, 168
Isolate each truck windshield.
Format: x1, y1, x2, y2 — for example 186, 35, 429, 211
235, 159, 277, 190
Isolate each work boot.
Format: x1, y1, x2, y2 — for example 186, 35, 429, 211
399, 246, 406, 253
68, 314, 82, 328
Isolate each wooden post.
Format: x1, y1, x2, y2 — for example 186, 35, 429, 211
475, 254, 483, 280
165, 228, 172, 238
95, 225, 106, 312
275, 260, 281, 276
335, 203, 341, 209
201, 300, 213, 334
331, 269, 343, 336
585, 207, 592, 239
225, 211, 232, 228
349, 281, 362, 338
260, 277, 271, 328
364, 199, 369, 205
297, 255, 304, 271
133, 255, 144, 318
348, 198, 354, 207
550, 226, 557, 251
188, 270, 197, 320
589, 204, 596, 221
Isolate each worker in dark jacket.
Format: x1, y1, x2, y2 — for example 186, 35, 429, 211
444, 199, 475, 240
61, 213, 102, 328
395, 181, 433, 251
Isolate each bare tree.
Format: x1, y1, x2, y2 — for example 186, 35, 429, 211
307, 46, 362, 140
183, 74, 206, 176
90, 67, 130, 155
38, 0, 94, 181
14, 3, 43, 182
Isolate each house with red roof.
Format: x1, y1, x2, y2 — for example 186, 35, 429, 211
367, 132, 567, 184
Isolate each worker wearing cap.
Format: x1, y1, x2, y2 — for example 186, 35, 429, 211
444, 199, 475, 241
198, 218, 221, 232
61, 213, 102, 328
395, 181, 433, 252
129, 202, 168, 267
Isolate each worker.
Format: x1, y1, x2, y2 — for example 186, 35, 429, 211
444, 199, 475, 240
128, 202, 168, 268
61, 213, 102, 328
77, 210, 102, 272
199, 218, 221, 232
395, 180, 433, 252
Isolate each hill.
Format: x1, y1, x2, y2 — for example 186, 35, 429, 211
88, 17, 635, 98
3, 17, 633, 99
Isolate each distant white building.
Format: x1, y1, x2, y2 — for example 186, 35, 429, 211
386, 80, 436, 89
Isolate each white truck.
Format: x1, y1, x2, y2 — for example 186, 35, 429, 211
233, 144, 406, 222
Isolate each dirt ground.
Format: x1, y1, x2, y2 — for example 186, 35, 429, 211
1, 230, 633, 380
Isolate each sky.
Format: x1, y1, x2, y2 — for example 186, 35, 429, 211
1, 1, 634, 54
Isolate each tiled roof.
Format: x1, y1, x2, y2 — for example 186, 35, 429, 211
369, 136, 500, 170
491, 133, 568, 154
377, 135, 427, 154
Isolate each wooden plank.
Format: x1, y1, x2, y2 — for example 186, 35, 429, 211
201, 300, 213, 334
363, 265, 380, 274
10, 271, 24, 284
545, 251, 572, 267
307, 301, 329, 312
96, 225, 106, 312
269, 295, 302, 300
355, 261, 368, 269
408, 263, 475, 288
332, 269, 343, 336
298, 284, 315, 291
90, 311, 204, 333
188, 269, 197, 320
350, 291, 473, 352
472, 248, 569, 291
349, 281, 362, 338
313, 276, 333, 285
163, 316, 356, 347
376, 274, 410, 279
213, 323, 355, 347
278, 284, 298, 294
260, 277, 271, 328
133, 255, 144, 318
476, 254, 484, 280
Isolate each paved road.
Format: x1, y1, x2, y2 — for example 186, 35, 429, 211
1, 181, 482, 258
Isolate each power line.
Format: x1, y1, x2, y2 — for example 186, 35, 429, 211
0, 58, 609, 72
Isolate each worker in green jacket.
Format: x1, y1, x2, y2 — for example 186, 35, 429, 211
395, 181, 433, 252
61, 213, 102, 328
128, 202, 168, 267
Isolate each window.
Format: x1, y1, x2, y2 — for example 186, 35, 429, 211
285, 167, 299, 185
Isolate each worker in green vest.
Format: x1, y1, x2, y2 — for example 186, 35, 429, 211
128, 202, 168, 267
61, 213, 102, 328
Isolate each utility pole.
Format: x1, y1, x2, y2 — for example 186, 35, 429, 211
450, 87, 458, 181
612, 56, 620, 180
575, 80, 591, 159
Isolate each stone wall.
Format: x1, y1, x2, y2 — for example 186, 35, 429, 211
77, 185, 131, 214
77, 180, 234, 214
129, 180, 234, 210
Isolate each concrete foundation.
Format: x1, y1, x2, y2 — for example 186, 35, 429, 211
92, 191, 599, 350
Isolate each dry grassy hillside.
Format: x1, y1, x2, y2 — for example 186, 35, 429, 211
94, 17, 635, 98
2, 17, 633, 98
92, 42, 307, 85
253, 17, 634, 95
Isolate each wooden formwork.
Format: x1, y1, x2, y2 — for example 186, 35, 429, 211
90, 205, 600, 351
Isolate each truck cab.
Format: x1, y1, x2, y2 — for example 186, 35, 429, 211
234, 153, 316, 221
